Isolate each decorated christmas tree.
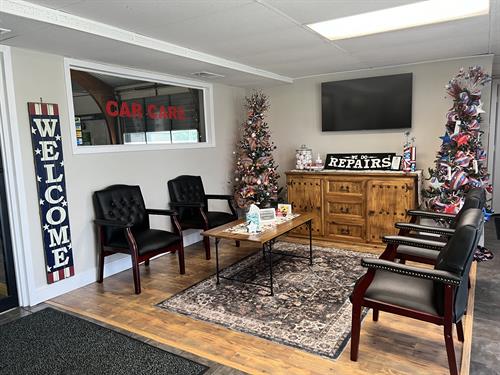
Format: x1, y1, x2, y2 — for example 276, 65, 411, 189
424, 66, 492, 213
233, 92, 280, 208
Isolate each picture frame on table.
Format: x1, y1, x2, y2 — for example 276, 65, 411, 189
278, 203, 293, 217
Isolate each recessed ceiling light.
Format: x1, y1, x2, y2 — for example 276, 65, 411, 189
307, 0, 489, 41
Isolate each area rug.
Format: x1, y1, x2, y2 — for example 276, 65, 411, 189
0, 308, 208, 375
158, 242, 374, 360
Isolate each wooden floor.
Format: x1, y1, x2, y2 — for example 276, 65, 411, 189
49, 239, 475, 375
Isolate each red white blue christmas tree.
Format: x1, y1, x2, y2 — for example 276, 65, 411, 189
424, 66, 492, 213
233, 92, 280, 208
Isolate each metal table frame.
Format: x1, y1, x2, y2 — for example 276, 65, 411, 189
214, 219, 313, 296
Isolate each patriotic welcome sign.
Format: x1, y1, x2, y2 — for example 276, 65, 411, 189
28, 102, 75, 284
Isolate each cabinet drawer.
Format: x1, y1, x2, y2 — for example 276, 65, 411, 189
325, 180, 364, 195
325, 221, 365, 241
326, 201, 363, 218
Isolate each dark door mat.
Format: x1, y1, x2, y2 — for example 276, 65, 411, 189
0, 308, 208, 375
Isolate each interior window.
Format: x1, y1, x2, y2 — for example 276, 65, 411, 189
70, 69, 206, 147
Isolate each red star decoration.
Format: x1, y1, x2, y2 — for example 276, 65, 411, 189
444, 204, 458, 214
456, 134, 470, 145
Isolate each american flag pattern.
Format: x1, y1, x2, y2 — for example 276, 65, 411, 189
28, 102, 75, 284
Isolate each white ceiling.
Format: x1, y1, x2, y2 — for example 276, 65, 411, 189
0, 0, 498, 87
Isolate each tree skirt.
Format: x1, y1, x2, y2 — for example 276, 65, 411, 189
158, 242, 375, 360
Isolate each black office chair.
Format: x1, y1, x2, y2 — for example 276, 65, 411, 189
351, 208, 483, 375
93, 184, 184, 294
167, 175, 238, 260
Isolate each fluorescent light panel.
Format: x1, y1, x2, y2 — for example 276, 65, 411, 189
307, 0, 489, 41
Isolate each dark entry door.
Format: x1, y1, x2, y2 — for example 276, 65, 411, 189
0, 149, 18, 312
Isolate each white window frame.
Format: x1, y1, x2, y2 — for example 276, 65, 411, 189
64, 58, 216, 154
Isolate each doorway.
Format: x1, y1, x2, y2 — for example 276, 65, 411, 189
0, 51, 18, 312
0, 147, 17, 311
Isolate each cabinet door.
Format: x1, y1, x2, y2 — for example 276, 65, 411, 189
366, 179, 416, 243
287, 177, 323, 236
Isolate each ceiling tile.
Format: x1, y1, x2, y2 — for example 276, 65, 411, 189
263, 0, 423, 24
26, 0, 254, 40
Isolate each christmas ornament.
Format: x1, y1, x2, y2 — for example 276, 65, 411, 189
454, 151, 470, 167
456, 133, 470, 146
439, 132, 452, 144
402, 131, 416, 172
450, 170, 469, 190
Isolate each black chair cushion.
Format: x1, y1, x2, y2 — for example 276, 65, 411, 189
181, 211, 237, 229
107, 229, 181, 255
397, 244, 440, 261
364, 270, 438, 316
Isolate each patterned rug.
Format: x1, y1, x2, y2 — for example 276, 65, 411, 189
158, 242, 374, 360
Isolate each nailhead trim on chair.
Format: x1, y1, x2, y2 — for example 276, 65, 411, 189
361, 260, 461, 285
382, 238, 445, 250
395, 223, 454, 236
408, 210, 456, 220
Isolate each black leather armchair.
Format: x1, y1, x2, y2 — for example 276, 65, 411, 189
167, 175, 238, 259
350, 208, 483, 375
93, 185, 185, 294
396, 187, 485, 239
383, 187, 486, 265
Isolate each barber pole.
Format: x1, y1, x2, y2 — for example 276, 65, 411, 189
28, 102, 75, 284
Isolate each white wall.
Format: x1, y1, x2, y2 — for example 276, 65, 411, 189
264, 56, 494, 187
10, 47, 245, 305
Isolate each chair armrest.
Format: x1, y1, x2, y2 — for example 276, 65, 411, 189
206, 194, 233, 200
169, 202, 205, 208
205, 194, 237, 216
361, 258, 462, 285
146, 208, 178, 216
383, 235, 446, 251
395, 222, 455, 236
94, 219, 133, 228
407, 209, 456, 222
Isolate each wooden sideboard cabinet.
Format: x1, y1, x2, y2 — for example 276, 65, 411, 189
286, 170, 419, 245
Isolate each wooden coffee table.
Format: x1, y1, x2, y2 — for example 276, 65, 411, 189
202, 213, 314, 296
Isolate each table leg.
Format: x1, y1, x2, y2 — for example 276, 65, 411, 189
267, 242, 274, 296
308, 219, 313, 266
215, 238, 220, 285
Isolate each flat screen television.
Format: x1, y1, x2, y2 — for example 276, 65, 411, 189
321, 73, 412, 132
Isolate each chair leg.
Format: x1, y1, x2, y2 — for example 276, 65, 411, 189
444, 321, 459, 375
350, 303, 362, 361
456, 320, 465, 343
97, 249, 105, 283
144, 260, 150, 267
178, 246, 185, 275
373, 309, 379, 322
235, 240, 240, 247
131, 254, 141, 294
203, 236, 211, 260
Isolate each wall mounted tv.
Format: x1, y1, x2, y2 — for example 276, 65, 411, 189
321, 73, 412, 132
